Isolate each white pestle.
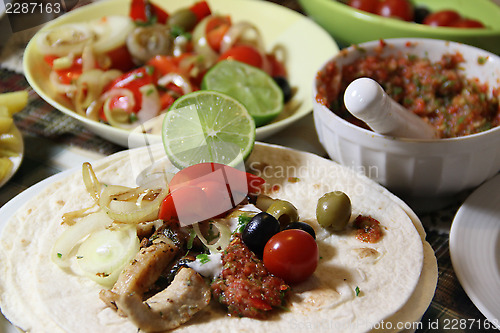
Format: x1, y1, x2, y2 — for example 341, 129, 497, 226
344, 77, 439, 140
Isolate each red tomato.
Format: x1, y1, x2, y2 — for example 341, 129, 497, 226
375, 0, 414, 21
266, 54, 287, 78
105, 45, 135, 72
158, 186, 207, 224
159, 92, 176, 110
165, 163, 265, 224
347, 0, 378, 13
206, 16, 231, 53
189, 1, 211, 23
130, 0, 169, 24
218, 45, 263, 69
450, 18, 485, 28
44, 55, 83, 85
263, 229, 318, 285
423, 10, 461, 26
101, 66, 157, 118
169, 162, 264, 196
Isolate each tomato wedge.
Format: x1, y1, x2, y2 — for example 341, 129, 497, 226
189, 1, 211, 23
206, 16, 232, 53
130, 0, 169, 24
218, 45, 263, 69
44, 55, 83, 85
99, 66, 157, 120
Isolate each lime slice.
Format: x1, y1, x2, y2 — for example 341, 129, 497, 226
201, 60, 284, 127
162, 90, 256, 169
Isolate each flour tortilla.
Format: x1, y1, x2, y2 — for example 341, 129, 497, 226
0, 143, 436, 332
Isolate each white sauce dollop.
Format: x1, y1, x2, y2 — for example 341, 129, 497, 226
187, 204, 261, 278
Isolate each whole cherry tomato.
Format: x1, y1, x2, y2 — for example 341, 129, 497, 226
263, 229, 318, 285
422, 10, 461, 26
347, 0, 378, 13
375, 0, 414, 21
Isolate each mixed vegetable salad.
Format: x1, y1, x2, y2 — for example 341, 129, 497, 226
38, 0, 290, 129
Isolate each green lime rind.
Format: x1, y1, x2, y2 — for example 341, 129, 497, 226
201, 60, 284, 127
162, 90, 256, 169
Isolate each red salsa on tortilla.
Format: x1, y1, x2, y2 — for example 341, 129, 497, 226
316, 43, 500, 138
211, 235, 290, 318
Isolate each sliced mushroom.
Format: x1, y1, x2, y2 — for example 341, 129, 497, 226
116, 267, 211, 332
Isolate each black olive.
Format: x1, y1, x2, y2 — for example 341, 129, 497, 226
283, 221, 316, 239
414, 6, 431, 24
242, 212, 280, 257
273, 76, 293, 103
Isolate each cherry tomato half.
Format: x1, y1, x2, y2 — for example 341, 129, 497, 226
158, 185, 207, 224
375, 0, 414, 21
422, 10, 461, 27
162, 163, 265, 225
263, 229, 318, 285
218, 45, 263, 69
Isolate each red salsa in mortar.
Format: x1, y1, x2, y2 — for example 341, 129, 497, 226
316, 43, 500, 138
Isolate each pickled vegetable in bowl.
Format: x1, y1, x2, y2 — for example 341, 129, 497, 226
0, 91, 26, 187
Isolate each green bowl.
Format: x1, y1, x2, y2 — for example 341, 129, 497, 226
298, 0, 500, 54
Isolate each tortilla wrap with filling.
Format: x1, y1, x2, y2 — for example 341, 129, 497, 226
0, 142, 436, 332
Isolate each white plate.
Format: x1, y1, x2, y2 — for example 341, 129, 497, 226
450, 173, 500, 329
23, 0, 339, 147
0, 169, 72, 332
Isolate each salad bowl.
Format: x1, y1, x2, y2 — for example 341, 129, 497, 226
23, 0, 339, 147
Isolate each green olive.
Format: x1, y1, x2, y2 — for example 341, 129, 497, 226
316, 191, 351, 230
255, 194, 277, 212
167, 8, 197, 31
266, 200, 299, 228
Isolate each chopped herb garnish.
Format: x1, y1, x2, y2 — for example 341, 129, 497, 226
233, 214, 252, 234
478, 56, 488, 65
76, 255, 83, 259
129, 112, 138, 123
145, 65, 155, 76
196, 253, 210, 264
57, 253, 62, 259
187, 228, 196, 250
170, 25, 192, 40
355, 286, 361, 296
287, 177, 300, 183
